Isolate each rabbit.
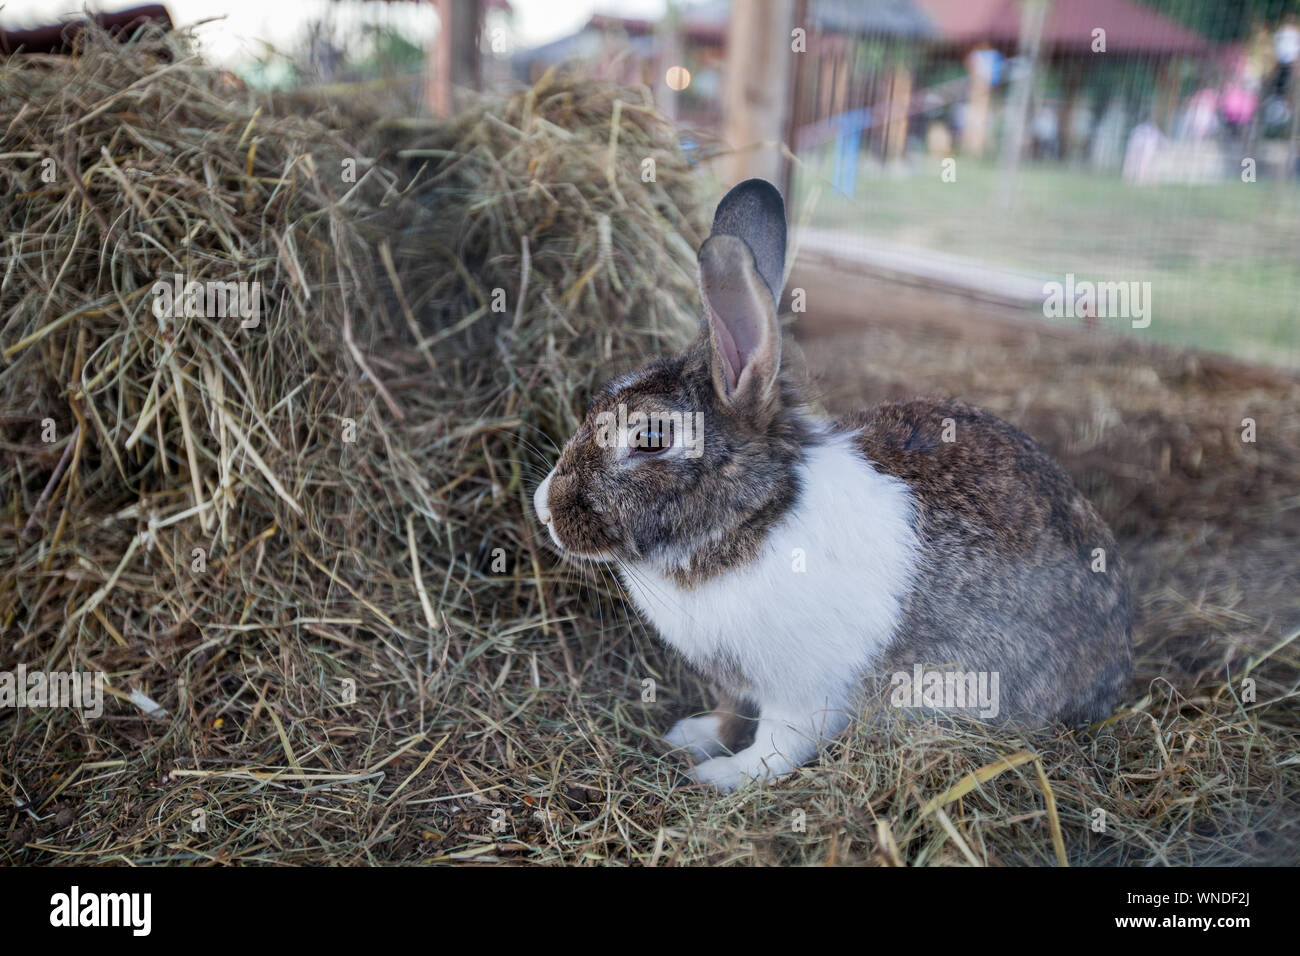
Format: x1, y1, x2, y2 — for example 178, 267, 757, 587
532, 179, 1132, 791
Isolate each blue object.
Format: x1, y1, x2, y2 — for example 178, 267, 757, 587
832, 107, 872, 197
973, 49, 1004, 86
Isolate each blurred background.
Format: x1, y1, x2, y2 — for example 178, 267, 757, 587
6, 0, 1297, 367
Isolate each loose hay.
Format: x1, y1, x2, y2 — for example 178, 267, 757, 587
2, 28, 1297, 865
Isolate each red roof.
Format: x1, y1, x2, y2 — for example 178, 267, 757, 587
915, 0, 1208, 54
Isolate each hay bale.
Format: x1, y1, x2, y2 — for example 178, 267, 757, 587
1, 25, 737, 863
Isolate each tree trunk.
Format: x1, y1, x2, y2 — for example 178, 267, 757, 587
722, 0, 796, 186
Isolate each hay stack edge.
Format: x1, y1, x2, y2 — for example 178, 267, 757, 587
1, 28, 1295, 865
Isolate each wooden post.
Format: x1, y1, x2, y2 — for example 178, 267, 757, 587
832, 42, 848, 116
1287, 57, 1300, 182
1155, 57, 1179, 132
780, 0, 810, 203
722, 0, 795, 187
884, 58, 913, 162
998, 0, 1048, 204
425, 0, 482, 117
1059, 58, 1082, 161
655, 7, 684, 123
963, 46, 992, 158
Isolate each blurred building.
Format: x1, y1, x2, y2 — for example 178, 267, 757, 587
511, 0, 1300, 181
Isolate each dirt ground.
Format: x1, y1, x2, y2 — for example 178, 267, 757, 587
789, 263, 1300, 698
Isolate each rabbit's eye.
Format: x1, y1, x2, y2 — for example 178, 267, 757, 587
631, 420, 674, 457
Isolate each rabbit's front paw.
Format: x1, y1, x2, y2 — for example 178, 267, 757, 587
689, 754, 751, 792
691, 746, 791, 791
666, 715, 728, 760
689, 723, 815, 791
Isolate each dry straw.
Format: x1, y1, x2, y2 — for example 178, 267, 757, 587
1, 27, 1296, 865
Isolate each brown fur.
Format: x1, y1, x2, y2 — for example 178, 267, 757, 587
839, 399, 1133, 725
705, 689, 756, 752
542, 337, 813, 587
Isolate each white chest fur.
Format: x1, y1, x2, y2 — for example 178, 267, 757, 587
619, 433, 921, 709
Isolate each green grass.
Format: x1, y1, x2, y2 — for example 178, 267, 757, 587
794, 155, 1300, 368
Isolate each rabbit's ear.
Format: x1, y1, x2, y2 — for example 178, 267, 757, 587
707, 178, 787, 306
699, 233, 781, 416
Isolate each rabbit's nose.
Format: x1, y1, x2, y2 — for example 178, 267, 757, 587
534, 472, 554, 525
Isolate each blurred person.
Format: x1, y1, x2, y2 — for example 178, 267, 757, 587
1273, 13, 1299, 96
926, 119, 953, 157
1247, 23, 1272, 92
1180, 87, 1220, 141
1122, 117, 1164, 185
1031, 103, 1058, 159
1090, 99, 1128, 169
1066, 98, 1095, 163
1220, 53, 1258, 143
949, 101, 967, 139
